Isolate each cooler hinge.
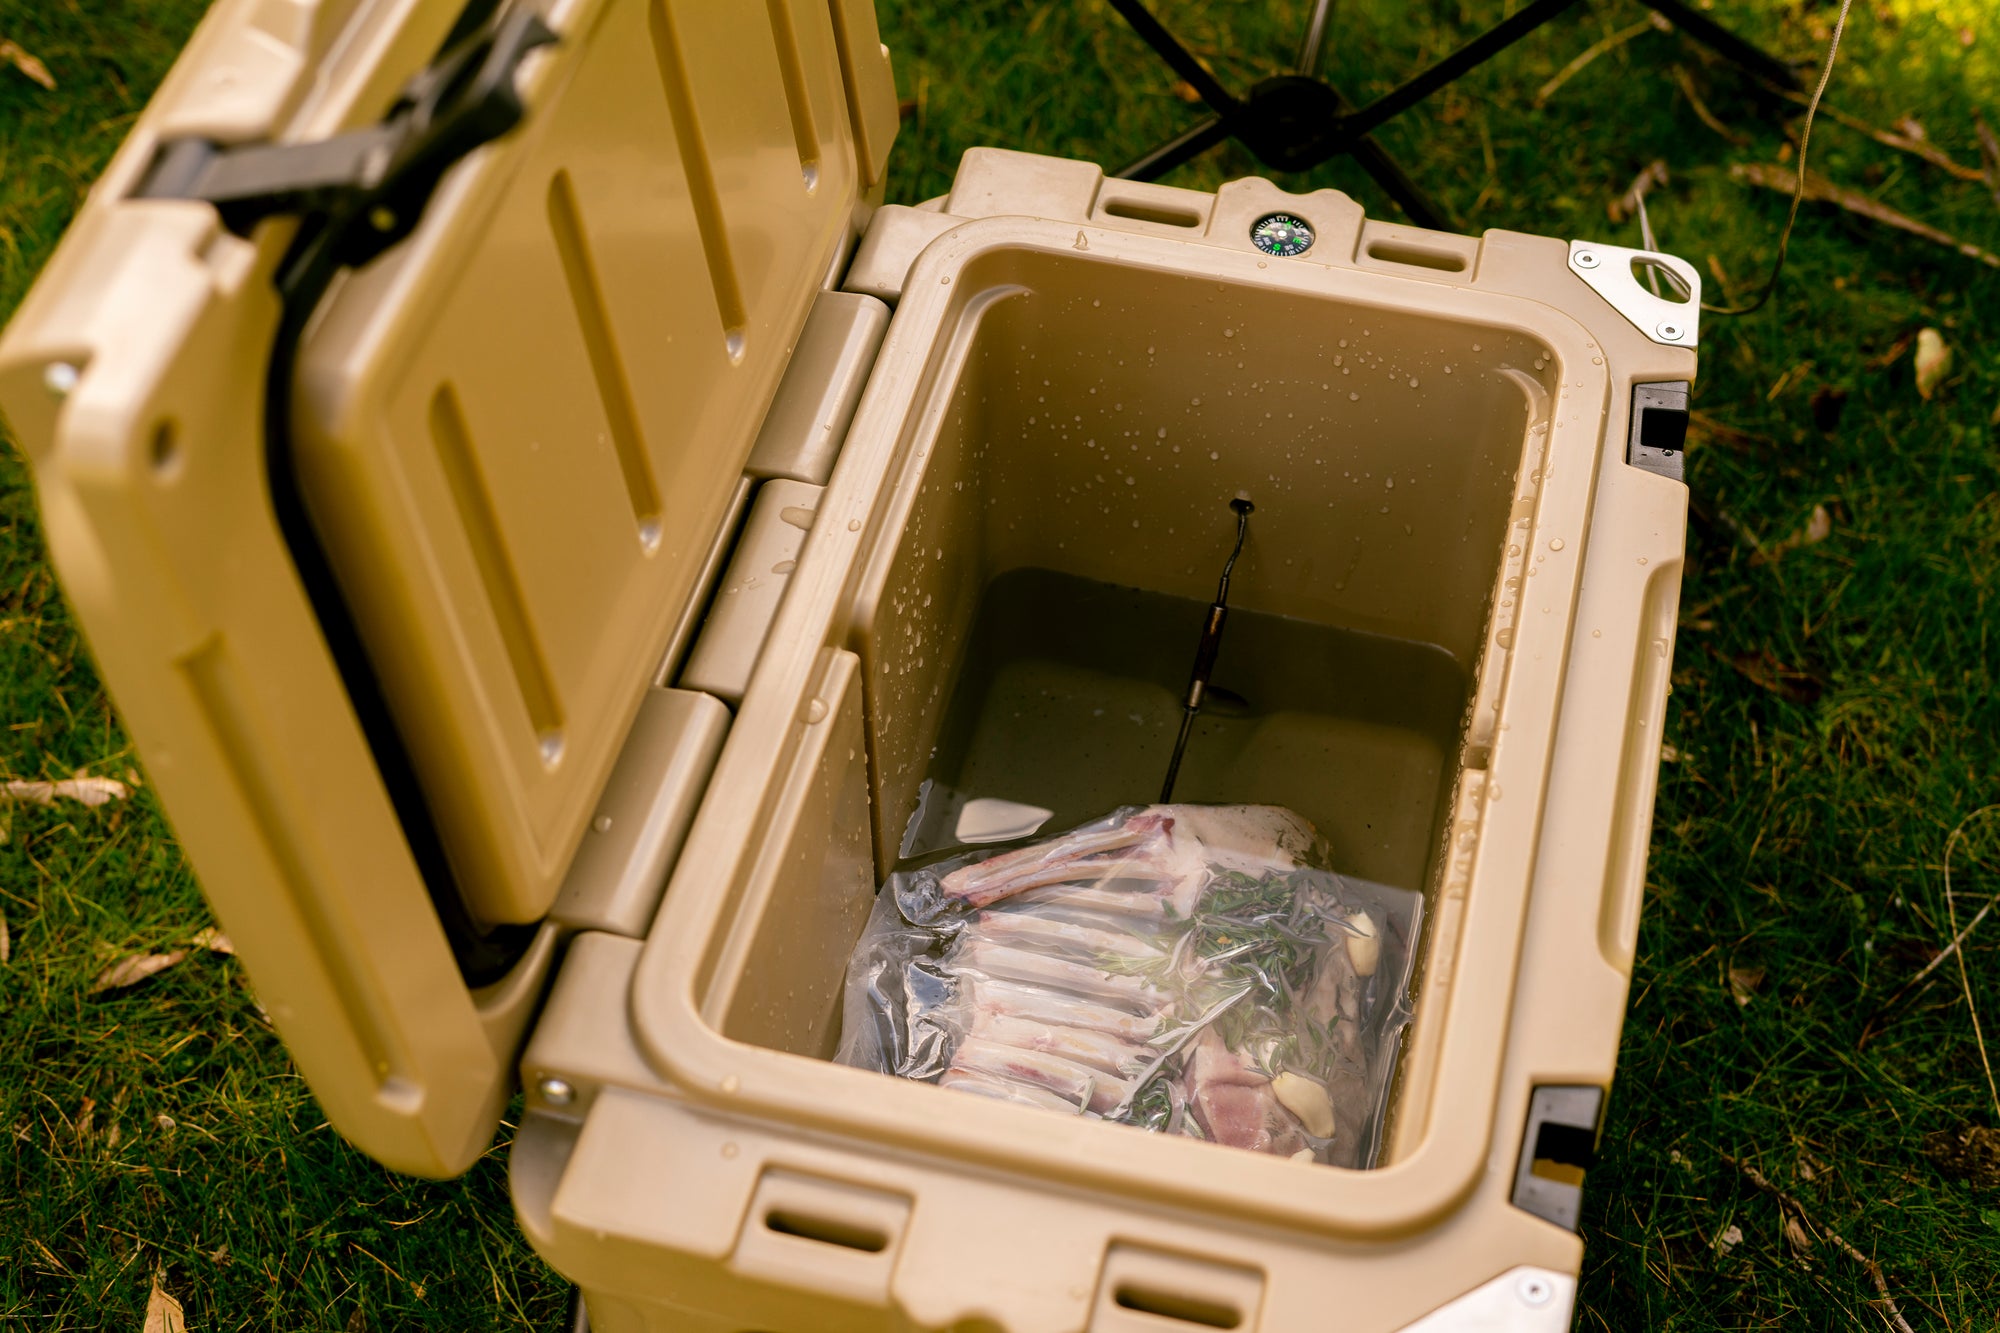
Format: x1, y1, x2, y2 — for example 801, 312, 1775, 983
132, 4, 556, 276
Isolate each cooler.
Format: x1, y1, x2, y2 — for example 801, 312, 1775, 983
0, 1, 1698, 1329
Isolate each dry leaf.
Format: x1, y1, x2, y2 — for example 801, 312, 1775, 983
1170, 80, 1202, 104
89, 949, 189, 994
0, 909, 10, 965
1923, 1124, 2000, 1189
1915, 328, 1952, 399
189, 926, 235, 956
1782, 1213, 1816, 1254
1752, 504, 1834, 566
2, 774, 130, 808
1715, 1223, 1744, 1255
144, 1271, 186, 1333
1728, 965, 1766, 1006
0, 39, 55, 90
1727, 647, 1823, 704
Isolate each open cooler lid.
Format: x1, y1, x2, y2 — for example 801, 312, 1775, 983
0, 0, 897, 1176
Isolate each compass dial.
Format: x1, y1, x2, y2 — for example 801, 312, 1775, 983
1250, 212, 1315, 257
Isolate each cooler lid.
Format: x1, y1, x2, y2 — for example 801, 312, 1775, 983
0, 0, 896, 1175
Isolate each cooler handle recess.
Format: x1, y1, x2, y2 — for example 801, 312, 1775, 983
1088, 1244, 1266, 1332
729, 1167, 911, 1307
1596, 552, 1683, 974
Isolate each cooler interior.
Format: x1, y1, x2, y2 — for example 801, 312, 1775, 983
715, 248, 1555, 1083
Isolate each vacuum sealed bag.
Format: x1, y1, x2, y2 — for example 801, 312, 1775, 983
836, 804, 1423, 1167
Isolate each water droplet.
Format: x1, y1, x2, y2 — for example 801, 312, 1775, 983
1495, 627, 1514, 649
1349, 392, 1360, 401
847, 518, 861, 531
1223, 328, 1236, 338
805, 698, 828, 724
720, 1075, 740, 1094
593, 815, 613, 833
1548, 538, 1564, 552
772, 559, 796, 575
1637, 556, 1649, 566
1210, 450, 1220, 460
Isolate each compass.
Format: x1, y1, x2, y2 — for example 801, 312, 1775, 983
1250, 212, 1315, 257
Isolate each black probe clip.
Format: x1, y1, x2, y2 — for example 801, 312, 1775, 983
1159, 497, 1253, 803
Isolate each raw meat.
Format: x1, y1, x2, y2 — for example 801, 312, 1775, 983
837, 804, 1421, 1169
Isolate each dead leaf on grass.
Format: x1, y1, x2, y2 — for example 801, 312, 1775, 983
1753, 504, 1834, 566
144, 1270, 186, 1333
2, 773, 130, 808
1727, 647, 1823, 704
1915, 327, 1953, 399
1729, 965, 1766, 1006
189, 926, 234, 956
1, 909, 10, 965
1714, 1223, 1743, 1255
90, 949, 190, 994
1923, 1124, 2000, 1189
1782, 1212, 1816, 1254
0, 39, 55, 90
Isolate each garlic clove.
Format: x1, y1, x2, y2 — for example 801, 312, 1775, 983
1344, 911, 1380, 977
1271, 1071, 1337, 1139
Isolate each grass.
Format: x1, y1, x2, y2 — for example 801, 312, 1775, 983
3, 0, 1998, 1328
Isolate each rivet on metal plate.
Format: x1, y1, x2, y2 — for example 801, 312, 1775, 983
1572, 250, 1600, 269
538, 1077, 575, 1107
1517, 1275, 1553, 1307
43, 361, 80, 398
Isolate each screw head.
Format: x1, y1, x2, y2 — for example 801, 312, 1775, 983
1517, 1275, 1554, 1307
1657, 321, 1684, 341
1250, 212, 1315, 258
538, 1077, 576, 1107
1573, 250, 1601, 269
43, 361, 80, 399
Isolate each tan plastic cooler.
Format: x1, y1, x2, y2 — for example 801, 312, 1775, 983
0, 0, 1699, 1328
